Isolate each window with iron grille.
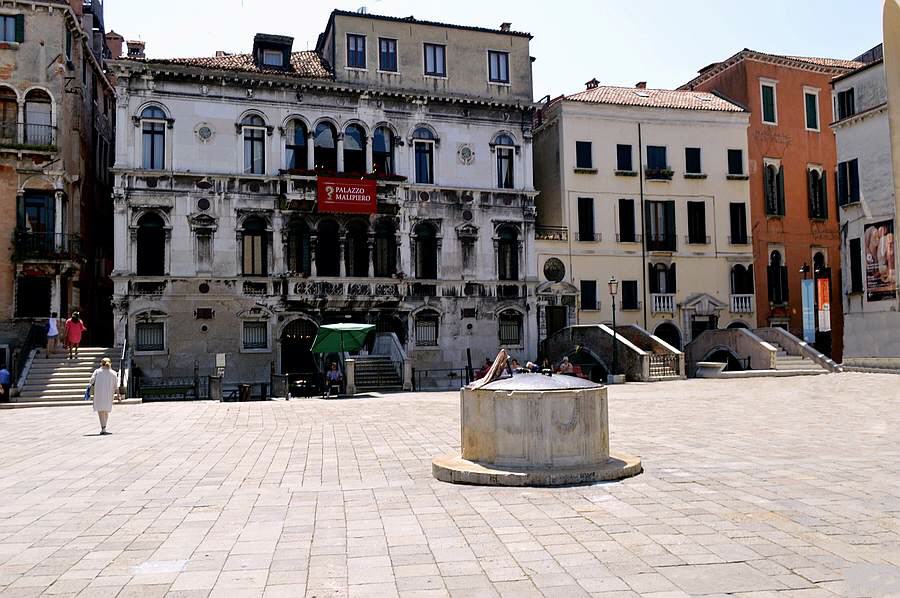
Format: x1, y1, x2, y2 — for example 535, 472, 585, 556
136, 322, 164, 352
415, 311, 439, 346
242, 321, 268, 350
498, 310, 522, 346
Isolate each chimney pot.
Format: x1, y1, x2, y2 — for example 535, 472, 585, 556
585, 78, 600, 90
126, 40, 146, 59
500, 22, 511, 31
636, 81, 647, 89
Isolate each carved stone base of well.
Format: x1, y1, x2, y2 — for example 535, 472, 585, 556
432, 452, 642, 487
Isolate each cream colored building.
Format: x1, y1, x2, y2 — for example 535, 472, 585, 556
533, 82, 753, 350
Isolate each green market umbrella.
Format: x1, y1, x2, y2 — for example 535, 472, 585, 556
310, 323, 375, 354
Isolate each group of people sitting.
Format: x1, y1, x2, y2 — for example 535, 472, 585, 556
474, 355, 580, 379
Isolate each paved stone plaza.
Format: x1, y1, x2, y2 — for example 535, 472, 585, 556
0, 373, 899, 597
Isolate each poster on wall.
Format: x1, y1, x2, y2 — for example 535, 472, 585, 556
864, 220, 897, 301
316, 177, 377, 214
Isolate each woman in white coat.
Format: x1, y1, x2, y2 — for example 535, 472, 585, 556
90, 357, 120, 435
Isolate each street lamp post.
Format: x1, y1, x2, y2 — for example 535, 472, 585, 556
608, 276, 619, 384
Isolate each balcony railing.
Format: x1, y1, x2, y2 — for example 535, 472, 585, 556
730, 294, 754, 313
14, 231, 82, 261
650, 293, 675, 313
0, 122, 57, 149
535, 225, 568, 241
616, 233, 642, 243
728, 234, 751, 245
685, 234, 711, 245
646, 234, 677, 252
576, 231, 601, 242
645, 167, 674, 180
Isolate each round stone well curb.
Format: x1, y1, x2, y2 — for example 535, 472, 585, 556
432, 451, 642, 486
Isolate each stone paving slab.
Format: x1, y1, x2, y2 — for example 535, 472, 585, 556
0, 373, 899, 597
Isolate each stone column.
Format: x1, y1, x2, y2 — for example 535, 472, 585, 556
309, 234, 318, 277
344, 358, 356, 396
307, 137, 315, 171
336, 132, 345, 173
367, 235, 375, 278
54, 191, 64, 250
365, 138, 374, 174
16, 101, 23, 144
51, 274, 62, 317
339, 233, 347, 278
112, 197, 128, 273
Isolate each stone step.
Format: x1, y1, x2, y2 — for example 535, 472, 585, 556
3, 398, 142, 409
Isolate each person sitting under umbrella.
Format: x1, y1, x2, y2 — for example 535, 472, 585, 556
324, 362, 343, 398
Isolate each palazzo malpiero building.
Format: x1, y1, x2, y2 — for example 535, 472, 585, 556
108, 10, 538, 385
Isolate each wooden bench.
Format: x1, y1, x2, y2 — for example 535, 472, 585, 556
138, 378, 197, 400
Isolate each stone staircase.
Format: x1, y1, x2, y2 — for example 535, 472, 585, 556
770, 343, 829, 375
15, 347, 117, 403
354, 356, 403, 391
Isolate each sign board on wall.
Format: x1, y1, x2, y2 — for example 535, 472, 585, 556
816, 277, 831, 333
864, 220, 897, 301
316, 177, 377, 214
801, 279, 816, 343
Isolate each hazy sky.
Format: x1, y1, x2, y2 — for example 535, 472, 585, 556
105, 0, 884, 100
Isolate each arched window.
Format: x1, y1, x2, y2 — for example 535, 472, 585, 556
494, 133, 515, 189
372, 126, 394, 176
731, 264, 754, 295
140, 106, 166, 170
808, 168, 827, 219
414, 309, 440, 346
284, 120, 307, 171
314, 122, 337, 172
345, 220, 369, 277
343, 124, 366, 174
373, 219, 397, 277
497, 225, 519, 281
136, 212, 165, 276
242, 115, 266, 175
767, 250, 788, 304
413, 127, 435, 184
498, 309, 523, 346
0, 87, 17, 144
813, 251, 826, 273
316, 219, 340, 276
764, 163, 784, 215
413, 222, 438, 279
24, 89, 52, 146
287, 219, 311, 276
242, 216, 267, 276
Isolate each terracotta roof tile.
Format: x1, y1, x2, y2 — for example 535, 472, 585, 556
564, 86, 745, 112
777, 54, 866, 70
131, 51, 332, 79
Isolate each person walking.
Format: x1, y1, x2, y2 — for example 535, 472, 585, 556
89, 357, 120, 435
46, 312, 60, 357
64, 311, 86, 359
0, 365, 10, 403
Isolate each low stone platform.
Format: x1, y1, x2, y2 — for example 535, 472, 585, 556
432, 451, 642, 486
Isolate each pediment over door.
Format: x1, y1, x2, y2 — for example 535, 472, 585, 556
680, 292, 727, 315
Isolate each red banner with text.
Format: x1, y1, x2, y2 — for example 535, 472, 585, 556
317, 177, 377, 214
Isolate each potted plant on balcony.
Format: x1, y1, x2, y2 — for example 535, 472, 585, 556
644, 167, 674, 180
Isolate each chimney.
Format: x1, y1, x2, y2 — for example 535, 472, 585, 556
126, 40, 146, 59
215, 50, 229, 57
105, 31, 124, 59
635, 81, 647, 89
500, 22, 512, 32
585, 78, 600, 90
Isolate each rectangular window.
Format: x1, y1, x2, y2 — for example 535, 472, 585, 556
580, 280, 598, 310
647, 145, 667, 170
197, 233, 212, 267
685, 147, 702, 174
262, 49, 283, 67
498, 313, 522, 346
761, 83, 777, 124
242, 321, 268, 350
142, 122, 165, 170
577, 197, 595, 242
424, 43, 446, 76
616, 144, 633, 171
622, 280, 639, 310
575, 141, 592, 169
135, 322, 164, 352
727, 149, 744, 175
0, 15, 20, 43
729, 203, 748, 244
347, 34, 366, 68
414, 141, 434, 184
618, 198, 635, 242
645, 200, 676, 251
415, 314, 438, 346
837, 88, 856, 119
243, 128, 265, 175
242, 232, 266, 276
837, 159, 860, 206
378, 37, 397, 71
805, 91, 819, 130
687, 201, 707, 244
488, 50, 509, 83
849, 237, 863, 293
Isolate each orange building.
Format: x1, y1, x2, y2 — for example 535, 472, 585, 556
682, 50, 865, 360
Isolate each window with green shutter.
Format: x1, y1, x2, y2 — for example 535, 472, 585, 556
805, 92, 819, 130
761, 83, 776, 124
0, 15, 18, 42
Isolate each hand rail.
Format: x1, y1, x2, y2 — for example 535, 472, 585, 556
13, 323, 45, 387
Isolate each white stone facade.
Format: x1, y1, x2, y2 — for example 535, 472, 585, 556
832, 61, 900, 364
109, 18, 538, 388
